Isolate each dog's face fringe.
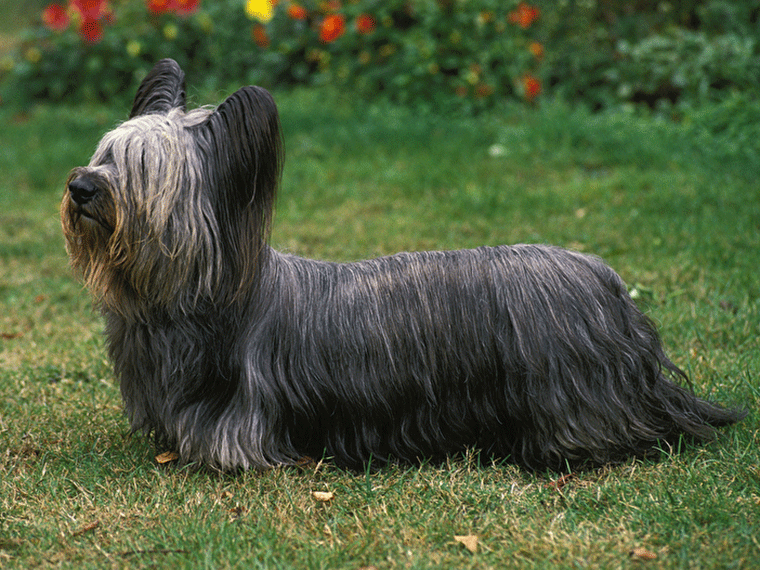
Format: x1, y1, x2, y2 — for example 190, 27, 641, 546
61, 59, 744, 473
61, 59, 283, 318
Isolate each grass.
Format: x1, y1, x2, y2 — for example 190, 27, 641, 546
1, 89, 759, 569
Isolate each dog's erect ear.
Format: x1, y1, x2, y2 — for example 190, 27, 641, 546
196, 85, 283, 208
129, 58, 186, 118
192, 86, 283, 298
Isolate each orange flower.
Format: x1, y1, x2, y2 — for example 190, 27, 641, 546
522, 74, 541, 101
42, 3, 70, 31
356, 14, 375, 34
287, 4, 307, 19
319, 14, 344, 43
252, 23, 269, 47
528, 41, 544, 60
508, 2, 540, 29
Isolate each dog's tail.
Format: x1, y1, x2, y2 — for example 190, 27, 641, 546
593, 294, 749, 466
506, 246, 748, 470
617, 282, 747, 447
650, 361, 747, 439
597, 279, 748, 463
520, 327, 748, 472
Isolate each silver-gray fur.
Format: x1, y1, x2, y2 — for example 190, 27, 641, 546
62, 59, 745, 472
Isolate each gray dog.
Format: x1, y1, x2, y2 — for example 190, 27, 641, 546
61, 59, 744, 471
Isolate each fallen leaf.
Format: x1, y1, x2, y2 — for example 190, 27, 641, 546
295, 456, 317, 467
546, 473, 575, 491
630, 547, 657, 560
454, 534, 478, 553
312, 490, 334, 502
72, 521, 99, 536
155, 451, 180, 464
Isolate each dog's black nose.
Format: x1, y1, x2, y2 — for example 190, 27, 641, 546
69, 177, 99, 205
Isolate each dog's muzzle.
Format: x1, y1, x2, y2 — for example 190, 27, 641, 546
67, 176, 114, 232
68, 177, 99, 206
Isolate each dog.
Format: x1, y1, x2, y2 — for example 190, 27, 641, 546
61, 59, 744, 472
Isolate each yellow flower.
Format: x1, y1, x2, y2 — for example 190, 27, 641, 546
126, 40, 142, 58
25, 47, 42, 64
0, 55, 15, 73
245, 0, 274, 23
163, 23, 178, 40
197, 12, 213, 34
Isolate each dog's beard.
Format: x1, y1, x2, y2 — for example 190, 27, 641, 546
60, 188, 125, 310
69, 203, 114, 234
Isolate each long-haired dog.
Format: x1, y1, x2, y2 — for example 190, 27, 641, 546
62, 59, 745, 472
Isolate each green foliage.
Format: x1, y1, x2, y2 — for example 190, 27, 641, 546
541, 0, 760, 110
3, 0, 759, 112
0, 0, 545, 111
312, 0, 541, 114
2, 1, 253, 104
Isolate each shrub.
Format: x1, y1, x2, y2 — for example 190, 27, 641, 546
3, 1, 251, 103
1, 0, 758, 112
1, 0, 545, 112
540, 0, 760, 110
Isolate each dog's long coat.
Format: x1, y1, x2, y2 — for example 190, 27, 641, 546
62, 59, 745, 471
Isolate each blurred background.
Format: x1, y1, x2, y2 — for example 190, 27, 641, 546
1, 0, 758, 115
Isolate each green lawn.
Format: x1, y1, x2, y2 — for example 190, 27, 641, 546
1, 90, 758, 568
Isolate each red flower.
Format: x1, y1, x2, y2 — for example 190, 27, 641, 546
146, 0, 174, 14
319, 14, 344, 43
79, 18, 103, 43
522, 74, 541, 101
42, 3, 70, 31
508, 2, 539, 29
287, 4, 307, 20
356, 14, 375, 34
252, 23, 269, 48
174, 0, 199, 15
72, 0, 106, 20
70, 0, 109, 43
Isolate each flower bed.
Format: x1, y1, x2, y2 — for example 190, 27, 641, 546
2, 0, 543, 112
2, 0, 757, 113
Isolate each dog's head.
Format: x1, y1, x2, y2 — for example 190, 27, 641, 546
62, 59, 283, 318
